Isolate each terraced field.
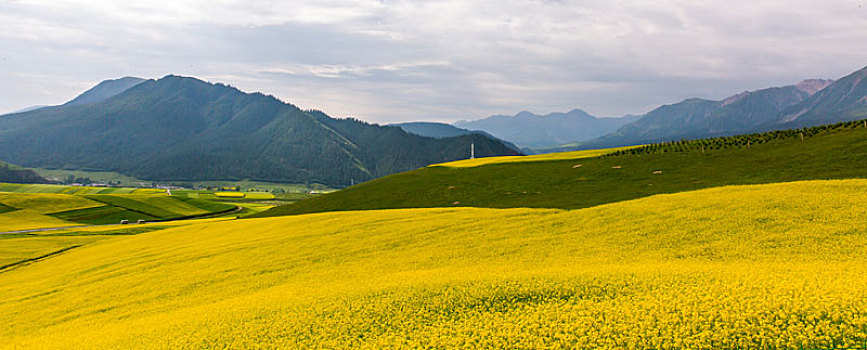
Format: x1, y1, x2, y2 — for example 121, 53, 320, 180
2, 180, 867, 349
0, 192, 236, 228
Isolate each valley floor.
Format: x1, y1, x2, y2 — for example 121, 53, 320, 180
2, 180, 867, 349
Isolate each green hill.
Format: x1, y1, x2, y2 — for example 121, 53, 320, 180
0, 161, 47, 184
254, 119, 867, 217
0, 75, 519, 187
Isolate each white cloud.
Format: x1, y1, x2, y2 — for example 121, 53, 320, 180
1, 0, 866, 122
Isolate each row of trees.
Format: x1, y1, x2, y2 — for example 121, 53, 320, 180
607, 119, 867, 157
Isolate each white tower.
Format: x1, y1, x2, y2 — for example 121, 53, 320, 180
470, 143, 475, 159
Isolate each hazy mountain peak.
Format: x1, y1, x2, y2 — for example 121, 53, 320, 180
564, 108, 591, 116
775, 65, 867, 127
64, 76, 146, 106
795, 79, 834, 96
720, 91, 751, 107
10, 105, 49, 114
453, 109, 639, 148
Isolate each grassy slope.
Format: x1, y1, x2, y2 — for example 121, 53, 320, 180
255, 126, 867, 217
50, 206, 159, 225
2, 180, 867, 349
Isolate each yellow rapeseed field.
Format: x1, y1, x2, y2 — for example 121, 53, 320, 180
0, 193, 104, 214
0, 209, 82, 232
431, 145, 641, 168
2, 180, 867, 349
214, 191, 246, 198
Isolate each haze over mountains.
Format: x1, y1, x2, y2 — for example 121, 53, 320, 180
454, 110, 639, 149
569, 79, 836, 150
0, 76, 519, 187
569, 66, 867, 151
2, 64, 866, 187
452, 65, 866, 153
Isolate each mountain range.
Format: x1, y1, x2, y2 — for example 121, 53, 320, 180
0, 76, 519, 187
454, 65, 866, 153
391, 122, 521, 151
564, 79, 833, 150
453, 109, 639, 149
3, 64, 867, 186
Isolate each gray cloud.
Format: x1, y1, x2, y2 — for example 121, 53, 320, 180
1, 0, 866, 123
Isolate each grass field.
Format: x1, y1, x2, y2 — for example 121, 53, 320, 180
50, 206, 158, 225
2, 180, 867, 349
255, 124, 867, 217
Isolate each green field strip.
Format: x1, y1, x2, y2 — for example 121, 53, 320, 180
0, 203, 16, 214
0, 183, 25, 192
173, 197, 236, 212
50, 206, 159, 225
81, 195, 194, 219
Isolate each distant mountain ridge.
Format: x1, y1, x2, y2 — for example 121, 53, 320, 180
564, 76, 847, 151
10, 105, 49, 114
392, 122, 522, 151
2, 76, 146, 117
773, 67, 867, 128
454, 109, 639, 149
393, 122, 480, 139
0, 75, 519, 187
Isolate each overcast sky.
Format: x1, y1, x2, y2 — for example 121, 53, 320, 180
1, 0, 866, 123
